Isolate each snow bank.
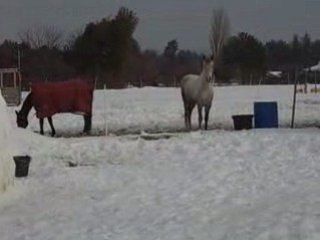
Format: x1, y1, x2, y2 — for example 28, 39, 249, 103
0, 94, 14, 193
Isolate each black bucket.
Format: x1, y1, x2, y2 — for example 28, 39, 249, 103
232, 114, 253, 130
13, 156, 31, 177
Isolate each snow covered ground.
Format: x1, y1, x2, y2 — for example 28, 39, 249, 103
9, 84, 320, 136
1, 85, 320, 239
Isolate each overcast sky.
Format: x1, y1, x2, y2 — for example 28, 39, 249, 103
1, 0, 320, 52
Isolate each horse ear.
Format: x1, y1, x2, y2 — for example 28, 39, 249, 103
201, 55, 206, 67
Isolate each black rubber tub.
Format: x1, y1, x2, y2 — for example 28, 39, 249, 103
232, 114, 254, 130
13, 155, 31, 177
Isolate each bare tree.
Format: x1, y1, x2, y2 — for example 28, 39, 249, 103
18, 25, 64, 49
209, 8, 230, 62
64, 28, 84, 50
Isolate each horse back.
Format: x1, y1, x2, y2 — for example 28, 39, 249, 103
31, 79, 93, 118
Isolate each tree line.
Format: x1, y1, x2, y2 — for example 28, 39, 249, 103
0, 7, 320, 88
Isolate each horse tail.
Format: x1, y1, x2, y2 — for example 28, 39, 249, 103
181, 86, 186, 103
180, 76, 186, 98
180, 75, 190, 102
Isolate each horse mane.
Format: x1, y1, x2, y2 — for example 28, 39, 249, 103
19, 92, 33, 116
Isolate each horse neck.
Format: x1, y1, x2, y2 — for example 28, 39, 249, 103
199, 71, 212, 88
20, 93, 33, 117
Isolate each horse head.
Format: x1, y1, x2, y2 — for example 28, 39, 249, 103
15, 110, 29, 128
201, 55, 214, 82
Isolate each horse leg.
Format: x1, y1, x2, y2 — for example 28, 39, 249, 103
182, 90, 189, 129
197, 105, 203, 130
47, 117, 56, 137
83, 113, 92, 134
187, 102, 195, 131
183, 101, 188, 129
184, 111, 188, 129
39, 118, 44, 135
204, 105, 211, 130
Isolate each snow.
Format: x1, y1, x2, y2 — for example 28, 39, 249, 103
267, 71, 282, 78
1, 85, 320, 239
13, 85, 320, 136
305, 61, 320, 72
0, 93, 14, 194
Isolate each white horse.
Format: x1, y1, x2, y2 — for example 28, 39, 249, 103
181, 55, 214, 130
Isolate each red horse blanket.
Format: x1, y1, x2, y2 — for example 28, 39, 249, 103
31, 79, 93, 118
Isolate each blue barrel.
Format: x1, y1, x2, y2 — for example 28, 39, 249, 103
254, 102, 278, 128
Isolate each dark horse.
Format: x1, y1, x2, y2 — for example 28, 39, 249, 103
15, 80, 93, 136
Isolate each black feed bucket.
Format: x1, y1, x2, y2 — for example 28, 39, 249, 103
13, 156, 31, 177
232, 114, 253, 130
